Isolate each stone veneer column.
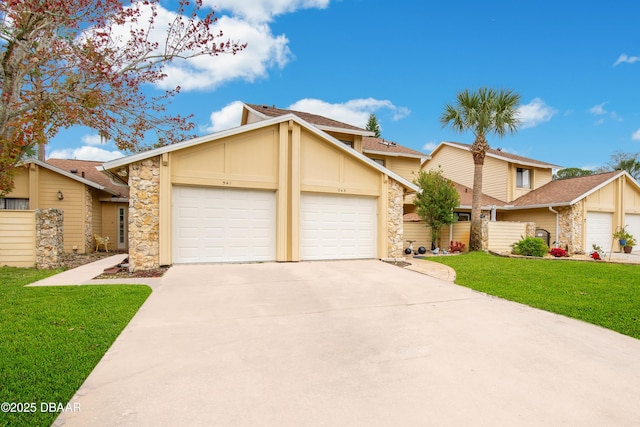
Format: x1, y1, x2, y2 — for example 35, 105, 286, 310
84, 186, 93, 252
36, 208, 64, 269
128, 157, 161, 271
557, 201, 585, 254
387, 179, 404, 258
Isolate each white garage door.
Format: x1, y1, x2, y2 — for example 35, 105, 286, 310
172, 186, 276, 263
301, 193, 377, 260
586, 211, 613, 252
625, 214, 640, 243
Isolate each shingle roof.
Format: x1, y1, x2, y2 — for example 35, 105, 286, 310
45, 159, 129, 198
511, 171, 621, 206
443, 141, 561, 169
244, 103, 370, 134
362, 137, 428, 158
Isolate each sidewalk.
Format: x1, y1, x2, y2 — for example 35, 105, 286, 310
28, 254, 162, 288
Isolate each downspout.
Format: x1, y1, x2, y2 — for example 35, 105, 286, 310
549, 206, 559, 248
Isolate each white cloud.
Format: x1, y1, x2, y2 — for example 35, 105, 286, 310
517, 98, 556, 129
81, 134, 107, 146
589, 103, 607, 115
422, 141, 437, 152
209, 0, 331, 23
614, 53, 640, 66
205, 101, 244, 133
102, 1, 320, 92
633, 129, 640, 141
48, 146, 124, 161
156, 16, 292, 91
588, 102, 622, 124
288, 98, 410, 128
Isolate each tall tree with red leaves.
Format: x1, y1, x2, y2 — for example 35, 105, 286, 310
0, 0, 245, 193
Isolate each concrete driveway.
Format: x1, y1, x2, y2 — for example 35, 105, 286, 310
56, 260, 640, 426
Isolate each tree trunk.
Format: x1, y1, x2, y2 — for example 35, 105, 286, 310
469, 136, 488, 251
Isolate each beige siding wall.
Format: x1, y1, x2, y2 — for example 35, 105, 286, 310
384, 157, 421, 183
487, 221, 528, 253
501, 209, 557, 246
6, 166, 30, 198
0, 210, 35, 267
624, 179, 640, 213
534, 168, 553, 189
426, 146, 474, 188
38, 168, 86, 252
403, 221, 471, 251
483, 156, 508, 201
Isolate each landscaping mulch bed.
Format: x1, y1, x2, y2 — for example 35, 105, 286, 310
59, 251, 169, 279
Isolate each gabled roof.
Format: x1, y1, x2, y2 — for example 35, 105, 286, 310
23, 158, 125, 197
102, 113, 419, 193
432, 141, 562, 169
45, 159, 129, 198
243, 103, 373, 136
510, 171, 633, 208
362, 137, 429, 159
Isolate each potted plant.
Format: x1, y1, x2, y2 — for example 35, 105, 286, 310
613, 226, 631, 247
624, 236, 636, 254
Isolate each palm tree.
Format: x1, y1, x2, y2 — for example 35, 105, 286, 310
440, 87, 521, 251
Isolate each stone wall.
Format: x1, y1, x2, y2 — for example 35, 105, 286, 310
128, 157, 161, 271
36, 208, 64, 269
556, 201, 585, 254
84, 186, 93, 252
387, 179, 404, 258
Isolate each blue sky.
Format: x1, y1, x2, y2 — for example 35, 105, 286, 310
48, 0, 640, 171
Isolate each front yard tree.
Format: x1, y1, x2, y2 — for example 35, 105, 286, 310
440, 87, 520, 251
413, 168, 460, 250
366, 113, 381, 138
606, 151, 640, 180
0, 0, 245, 194
554, 168, 594, 180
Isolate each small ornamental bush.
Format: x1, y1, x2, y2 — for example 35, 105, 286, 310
511, 237, 549, 257
549, 247, 567, 257
449, 241, 466, 252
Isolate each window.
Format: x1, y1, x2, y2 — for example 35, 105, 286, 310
340, 140, 354, 148
0, 198, 29, 210
372, 158, 386, 167
456, 212, 470, 222
516, 168, 531, 189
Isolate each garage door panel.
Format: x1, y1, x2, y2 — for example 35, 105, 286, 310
586, 211, 613, 252
173, 186, 276, 263
626, 214, 640, 241
301, 193, 377, 261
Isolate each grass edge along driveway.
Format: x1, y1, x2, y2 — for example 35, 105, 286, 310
428, 252, 640, 340
0, 267, 151, 427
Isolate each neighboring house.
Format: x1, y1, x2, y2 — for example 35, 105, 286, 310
422, 141, 640, 253
1, 159, 129, 253
102, 111, 419, 271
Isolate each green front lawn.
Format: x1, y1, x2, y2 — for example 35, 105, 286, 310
0, 267, 151, 427
428, 252, 640, 339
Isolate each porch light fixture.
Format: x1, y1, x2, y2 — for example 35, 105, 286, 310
57, 190, 64, 201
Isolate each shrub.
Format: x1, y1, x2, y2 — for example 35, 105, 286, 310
549, 247, 567, 257
449, 241, 466, 253
511, 237, 549, 257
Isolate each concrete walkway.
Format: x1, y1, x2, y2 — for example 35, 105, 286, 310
28, 254, 163, 287
54, 259, 640, 427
